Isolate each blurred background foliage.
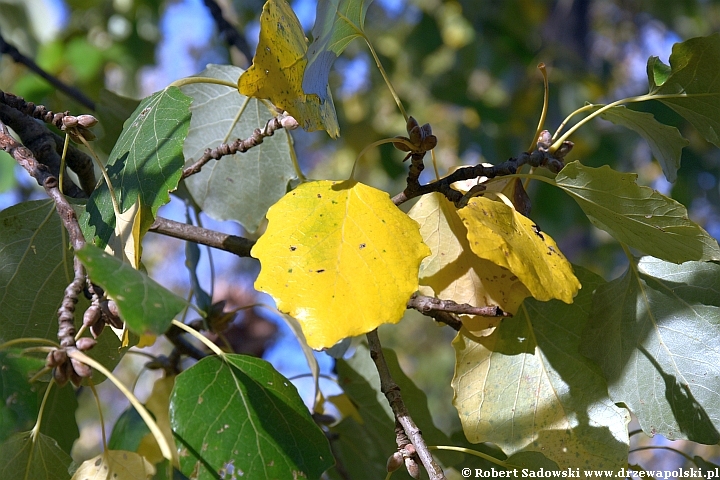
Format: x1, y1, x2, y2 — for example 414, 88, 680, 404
2, 0, 719, 469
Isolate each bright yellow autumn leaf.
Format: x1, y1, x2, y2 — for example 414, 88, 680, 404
252, 180, 430, 349
238, 0, 340, 138
457, 196, 580, 304
71, 450, 155, 480
408, 193, 530, 322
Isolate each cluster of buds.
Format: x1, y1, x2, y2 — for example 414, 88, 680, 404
46, 336, 97, 387
83, 299, 123, 339
393, 116, 438, 156
61, 114, 98, 141
386, 443, 420, 478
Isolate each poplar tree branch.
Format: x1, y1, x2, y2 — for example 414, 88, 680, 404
407, 293, 509, 319
0, 90, 97, 195
201, 0, 253, 63
0, 119, 89, 386
181, 113, 297, 179
148, 216, 255, 257
392, 148, 568, 206
366, 330, 446, 480
0, 31, 96, 110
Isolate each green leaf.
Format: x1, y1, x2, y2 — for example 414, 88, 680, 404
581, 256, 720, 444
75, 244, 188, 336
169, 355, 333, 480
649, 33, 720, 147
40, 383, 79, 455
0, 431, 72, 480
0, 151, 16, 193
81, 86, 192, 247
452, 267, 629, 469
303, 0, 373, 101
0, 354, 79, 455
0, 201, 74, 343
95, 88, 142, 154
646, 56, 671, 91
108, 406, 150, 453
595, 105, 688, 182
555, 161, 720, 263
0, 351, 44, 443
181, 64, 298, 233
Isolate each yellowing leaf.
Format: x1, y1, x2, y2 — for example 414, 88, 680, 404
409, 193, 530, 318
71, 450, 155, 480
458, 196, 580, 304
238, 0, 339, 137
137, 375, 177, 465
252, 180, 430, 349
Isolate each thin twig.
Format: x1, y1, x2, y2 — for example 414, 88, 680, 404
148, 216, 255, 257
407, 293, 509, 319
0, 91, 96, 195
366, 330, 446, 480
0, 33, 95, 110
0, 120, 89, 385
201, 0, 253, 64
392, 149, 566, 206
182, 113, 297, 179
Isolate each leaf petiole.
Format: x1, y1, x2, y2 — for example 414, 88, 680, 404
168, 76, 238, 90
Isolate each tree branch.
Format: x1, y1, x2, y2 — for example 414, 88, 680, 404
148, 216, 255, 257
0, 119, 90, 386
392, 148, 567, 206
201, 0, 253, 64
0, 31, 96, 111
181, 112, 297, 179
0, 90, 97, 195
407, 292, 509, 320
366, 330, 446, 480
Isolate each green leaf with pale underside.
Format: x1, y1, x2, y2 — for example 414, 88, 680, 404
596, 105, 688, 182
582, 256, 720, 444
81, 87, 191, 247
182, 64, 298, 233
452, 268, 629, 469
76, 244, 188, 336
0, 431, 72, 480
648, 33, 720, 147
555, 161, 720, 263
170, 355, 333, 480
303, 0, 373, 102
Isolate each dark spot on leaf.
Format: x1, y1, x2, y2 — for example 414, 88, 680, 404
548, 246, 557, 255
532, 224, 544, 240
359, 243, 366, 249
316, 269, 325, 273
317, 194, 322, 198
290, 246, 297, 251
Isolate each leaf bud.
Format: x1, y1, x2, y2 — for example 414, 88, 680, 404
90, 318, 106, 339
392, 136, 412, 152
76, 337, 97, 351
386, 452, 404, 472
409, 125, 422, 146
62, 115, 79, 128
405, 457, 420, 479
46, 349, 67, 368
406, 116, 419, 134
76, 114, 98, 128
71, 357, 92, 378
280, 114, 299, 130
83, 305, 101, 327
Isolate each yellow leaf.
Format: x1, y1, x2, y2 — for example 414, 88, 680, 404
252, 180, 430, 349
136, 375, 177, 466
238, 0, 339, 138
457, 196, 580, 303
327, 393, 362, 424
409, 193, 530, 320
71, 450, 155, 480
